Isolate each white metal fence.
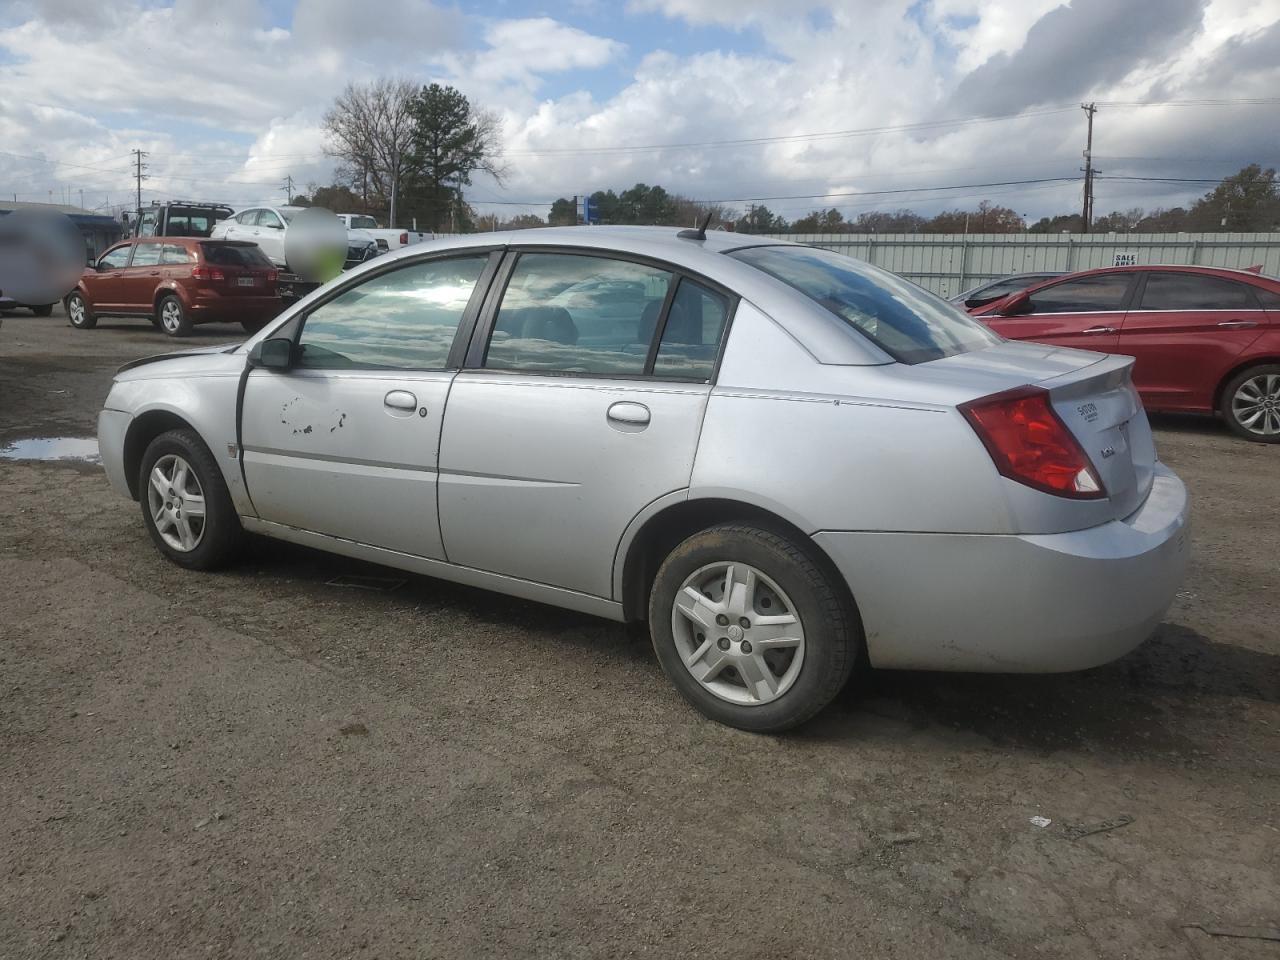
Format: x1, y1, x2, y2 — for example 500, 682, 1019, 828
767, 232, 1280, 298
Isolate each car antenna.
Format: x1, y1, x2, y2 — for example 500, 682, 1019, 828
677, 211, 714, 241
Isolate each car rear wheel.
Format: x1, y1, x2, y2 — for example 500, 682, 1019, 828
157, 294, 192, 337
1221, 364, 1280, 443
66, 292, 96, 329
241, 318, 267, 334
31, 303, 53, 317
138, 429, 242, 570
648, 523, 859, 732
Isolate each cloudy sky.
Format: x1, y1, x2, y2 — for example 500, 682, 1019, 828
1, 0, 1277, 224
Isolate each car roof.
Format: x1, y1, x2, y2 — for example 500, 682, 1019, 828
1043, 263, 1278, 284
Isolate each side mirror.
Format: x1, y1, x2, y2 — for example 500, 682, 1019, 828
998, 291, 1033, 316
248, 337, 293, 370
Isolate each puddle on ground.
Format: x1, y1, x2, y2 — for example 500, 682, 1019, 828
0, 437, 101, 464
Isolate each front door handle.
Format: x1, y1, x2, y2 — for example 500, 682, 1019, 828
1218, 320, 1258, 329
1082, 326, 1117, 334
384, 390, 417, 411
607, 401, 650, 425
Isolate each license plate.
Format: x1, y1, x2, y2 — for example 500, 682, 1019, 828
237, 277, 256, 287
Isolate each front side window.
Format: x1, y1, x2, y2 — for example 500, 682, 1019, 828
98, 245, 132, 269
129, 243, 162, 267
296, 255, 488, 370
484, 253, 672, 375
731, 245, 999, 364
1139, 272, 1260, 310
653, 279, 730, 379
1028, 274, 1133, 314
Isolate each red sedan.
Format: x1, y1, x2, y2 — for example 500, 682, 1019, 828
65, 237, 280, 337
970, 265, 1280, 441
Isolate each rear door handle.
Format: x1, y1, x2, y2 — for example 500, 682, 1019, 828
384, 390, 417, 411
607, 401, 650, 425
1083, 326, 1117, 334
1217, 320, 1258, 329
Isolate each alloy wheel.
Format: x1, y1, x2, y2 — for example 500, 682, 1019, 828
146, 454, 206, 552
1232, 374, 1280, 437
68, 297, 84, 324
670, 561, 806, 706
160, 300, 183, 334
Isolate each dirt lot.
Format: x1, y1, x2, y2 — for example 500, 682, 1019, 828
1, 305, 1277, 959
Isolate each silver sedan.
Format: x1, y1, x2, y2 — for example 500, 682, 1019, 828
97, 226, 1189, 731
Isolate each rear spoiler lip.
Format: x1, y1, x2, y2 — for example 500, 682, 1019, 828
1036, 352, 1135, 396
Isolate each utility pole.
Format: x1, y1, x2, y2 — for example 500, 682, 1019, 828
132, 149, 148, 215
282, 174, 295, 204
1080, 103, 1097, 233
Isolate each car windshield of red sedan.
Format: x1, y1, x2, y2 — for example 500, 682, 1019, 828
730, 244, 1001, 364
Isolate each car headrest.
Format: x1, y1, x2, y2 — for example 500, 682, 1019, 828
518, 306, 578, 344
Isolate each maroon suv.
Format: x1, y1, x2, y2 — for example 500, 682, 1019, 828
66, 237, 280, 337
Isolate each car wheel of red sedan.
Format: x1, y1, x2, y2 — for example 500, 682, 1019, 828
1222, 364, 1280, 443
157, 294, 193, 337
66, 292, 96, 329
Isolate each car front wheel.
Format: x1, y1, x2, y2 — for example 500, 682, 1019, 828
66, 292, 96, 329
138, 429, 242, 569
1221, 364, 1280, 442
157, 294, 192, 337
648, 523, 859, 732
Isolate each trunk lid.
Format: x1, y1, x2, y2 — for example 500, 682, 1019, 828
928, 340, 1155, 522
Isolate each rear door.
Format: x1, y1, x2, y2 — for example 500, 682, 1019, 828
122, 240, 164, 311
1118, 271, 1270, 412
240, 251, 498, 558
437, 249, 734, 599
983, 272, 1136, 352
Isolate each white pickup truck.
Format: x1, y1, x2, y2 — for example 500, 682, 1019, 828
336, 214, 432, 253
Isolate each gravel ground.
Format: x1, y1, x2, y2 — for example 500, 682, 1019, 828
1, 306, 1277, 959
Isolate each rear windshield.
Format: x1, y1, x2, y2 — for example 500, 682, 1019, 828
730, 245, 1001, 364
200, 243, 274, 268
348, 215, 379, 229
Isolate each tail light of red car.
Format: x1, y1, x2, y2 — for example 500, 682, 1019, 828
959, 386, 1105, 499
399, 232, 408, 245
191, 266, 225, 283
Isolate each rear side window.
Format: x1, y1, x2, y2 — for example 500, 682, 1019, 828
201, 243, 272, 268
296, 255, 488, 370
730, 245, 999, 364
161, 244, 194, 265
653, 279, 730, 380
484, 253, 672, 375
1027, 274, 1133, 314
1139, 272, 1260, 310
130, 243, 162, 267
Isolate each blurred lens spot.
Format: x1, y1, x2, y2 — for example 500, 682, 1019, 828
284, 208, 348, 283
0, 211, 85, 305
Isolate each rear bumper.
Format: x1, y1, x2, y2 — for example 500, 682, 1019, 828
97, 408, 133, 499
188, 294, 280, 324
814, 464, 1190, 672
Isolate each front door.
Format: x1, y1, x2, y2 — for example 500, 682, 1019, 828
983, 271, 1136, 353
1118, 270, 1271, 412
86, 243, 134, 311
240, 252, 497, 558
438, 250, 733, 599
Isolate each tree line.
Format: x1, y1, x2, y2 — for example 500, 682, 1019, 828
304, 82, 1277, 237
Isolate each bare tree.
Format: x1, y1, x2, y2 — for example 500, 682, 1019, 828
323, 78, 418, 226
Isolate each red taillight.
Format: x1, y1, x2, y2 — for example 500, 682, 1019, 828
265, 269, 278, 282
399, 232, 408, 245
959, 386, 1105, 499
191, 266, 225, 282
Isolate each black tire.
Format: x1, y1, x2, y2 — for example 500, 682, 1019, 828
31, 303, 54, 317
648, 523, 859, 733
66, 291, 96, 329
156, 294, 193, 337
1220, 364, 1280, 443
138, 428, 242, 570
241, 318, 267, 334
